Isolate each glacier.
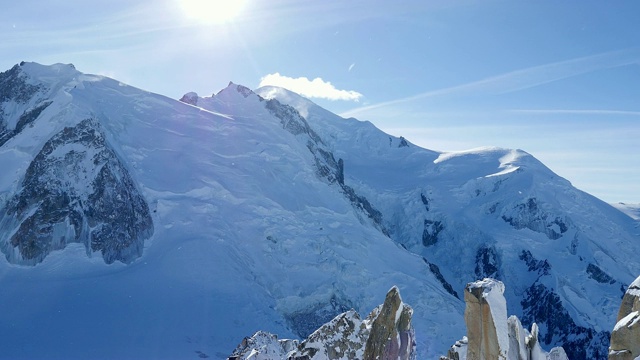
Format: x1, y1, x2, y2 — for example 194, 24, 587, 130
0, 62, 638, 359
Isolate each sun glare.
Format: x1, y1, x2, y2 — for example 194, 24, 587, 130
180, 0, 246, 24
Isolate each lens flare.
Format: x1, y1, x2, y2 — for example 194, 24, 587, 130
180, 0, 246, 24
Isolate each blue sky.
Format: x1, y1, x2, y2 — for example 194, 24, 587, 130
2, 1, 639, 203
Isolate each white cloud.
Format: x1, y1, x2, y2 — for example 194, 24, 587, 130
259, 73, 363, 101
348, 63, 355, 72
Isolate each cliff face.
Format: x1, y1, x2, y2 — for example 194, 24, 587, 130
0, 119, 153, 265
443, 278, 568, 360
464, 279, 508, 360
363, 286, 415, 360
609, 276, 640, 360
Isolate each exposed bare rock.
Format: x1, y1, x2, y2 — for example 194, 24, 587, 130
0, 119, 153, 264
464, 279, 508, 360
363, 286, 415, 360
227, 286, 415, 360
227, 331, 299, 360
443, 279, 567, 360
609, 276, 640, 360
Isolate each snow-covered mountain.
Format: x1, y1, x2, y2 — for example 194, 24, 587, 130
0, 62, 638, 359
611, 202, 640, 221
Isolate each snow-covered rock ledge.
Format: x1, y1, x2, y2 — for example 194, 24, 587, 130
609, 275, 640, 360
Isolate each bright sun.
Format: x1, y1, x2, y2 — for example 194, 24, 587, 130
180, 0, 247, 24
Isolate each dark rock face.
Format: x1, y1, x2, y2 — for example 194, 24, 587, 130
501, 198, 569, 240
423, 257, 459, 299
266, 99, 322, 144
0, 64, 41, 105
266, 97, 389, 236
609, 276, 640, 360
517, 250, 611, 359
227, 331, 299, 360
284, 295, 352, 339
422, 219, 443, 246
342, 184, 389, 236
293, 310, 367, 359
363, 286, 415, 360
228, 286, 415, 360
420, 193, 430, 211
475, 245, 500, 280
398, 136, 409, 147
519, 250, 551, 276
178, 92, 198, 106
587, 263, 616, 284
234, 83, 255, 98
521, 282, 610, 360
0, 64, 49, 147
0, 119, 153, 265
336, 158, 345, 185
14, 100, 52, 132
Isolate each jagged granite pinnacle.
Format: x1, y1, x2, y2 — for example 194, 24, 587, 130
228, 286, 416, 360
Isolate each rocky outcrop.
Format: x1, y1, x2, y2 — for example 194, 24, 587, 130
227, 331, 299, 360
423, 257, 460, 299
0, 63, 48, 147
501, 198, 569, 240
587, 263, 616, 284
474, 246, 501, 280
264, 94, 389, 236
284, 295, 352, 339
519, 250, 550, 276
227, 286, 416, 360
464, 279, 509, 360
442, 278, 567, 360
520, 281, 609, 359
609, 275, 640, 360
0, 119, 153, 264
363, 286, 415, 360
422, 219, 443, 246
179, 91, 198, 106
293, 310, 368, 359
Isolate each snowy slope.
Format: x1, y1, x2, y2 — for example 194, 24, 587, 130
0, 63, 462, 359
611, 202, 640, 221
0, 62, 638, 359
255, 86, 640, 359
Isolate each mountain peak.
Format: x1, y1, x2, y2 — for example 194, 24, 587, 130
256, 85, 319, 118
179, 91, 198, 105
219, 81, 256, 99
0, 63, 637, 359
17, 61, 79, 83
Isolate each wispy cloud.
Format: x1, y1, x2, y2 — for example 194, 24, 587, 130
507, 109, 640, 116
341, 48, 640, 117
348, 63, 355, 72
259, 73, 363, 101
